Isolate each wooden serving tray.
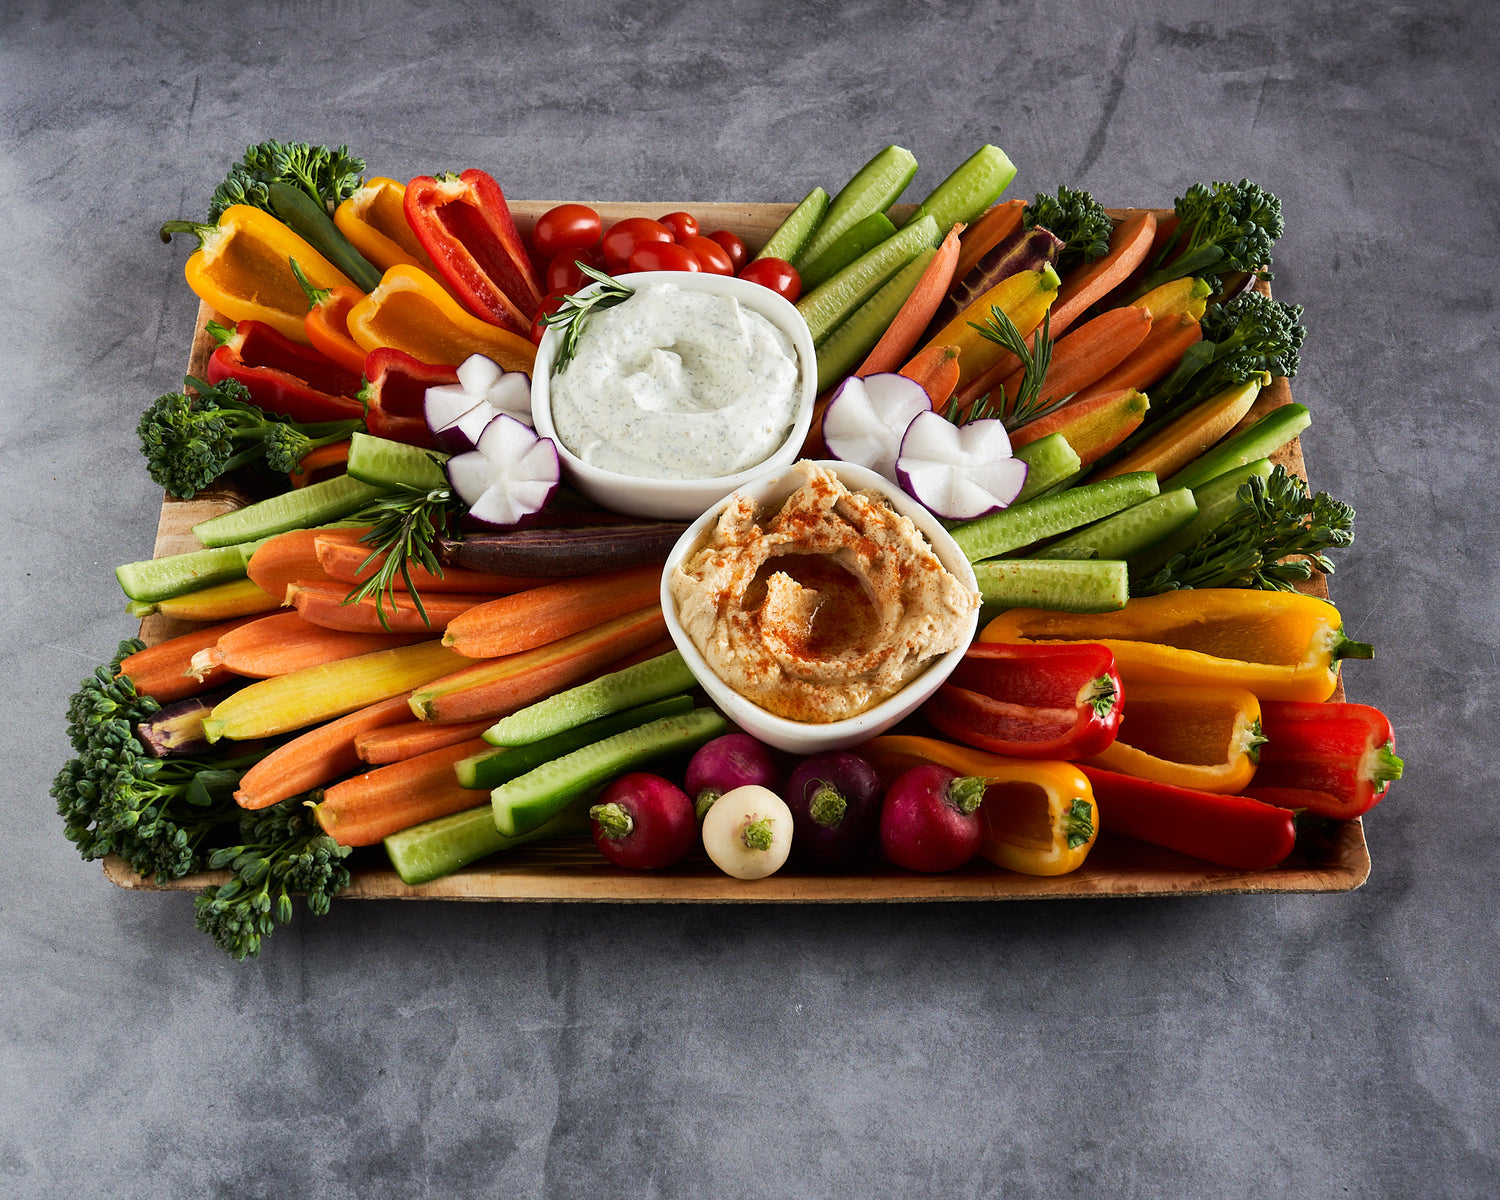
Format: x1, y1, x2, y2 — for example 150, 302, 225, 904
103, 202, 1370, 900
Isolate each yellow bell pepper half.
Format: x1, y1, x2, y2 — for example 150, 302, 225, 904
980, 588, 1372, 703
860, 735, 1098, 876
335, 177, 440, 275
1086, 682, 1265, 794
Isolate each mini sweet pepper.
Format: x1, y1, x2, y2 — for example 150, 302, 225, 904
203, 319, 364, 424
1087, 682, 1265, 794
1246, 699, 1403, 819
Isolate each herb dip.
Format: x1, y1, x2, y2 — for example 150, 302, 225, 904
548, 281, 801, 480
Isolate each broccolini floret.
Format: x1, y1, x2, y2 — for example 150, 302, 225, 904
1150, 289, 1307, 418
137, 375, 363, 499
1023, 185, 1114, 273
1130, 178, 1284, 299
208, 139, 366, 221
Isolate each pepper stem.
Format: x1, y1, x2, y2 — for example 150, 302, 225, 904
808, 783, 847, 829
588, 802, 634, 841
158, 218, 216, 248
741, 817, 775, 852
1061, 797, 1095, 849
946, 775, 988, 817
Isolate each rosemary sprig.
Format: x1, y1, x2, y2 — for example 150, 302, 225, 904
344, 483, 464, 630
540, 264, 635, 373
1134, 465, 1355, 594
952, 306, 1070, 431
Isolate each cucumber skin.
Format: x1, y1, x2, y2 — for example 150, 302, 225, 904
191, 474, 388, 548
492, 708, 729, 838
902, 144, 1017, 237
793, 145, 920, 272
1163, 404, 1311, 492
1035, 488, 1199, 562
1129, 459, 1272, 579
755, 186, 830, 265
973, 559, 1130, 613
1013, 434, 1083, 504
483, 651, 697, 747
115, 544, 249, 603
346, 431, 450, 491
796, 215, 940, 345
951, 472, 1161, 562
797, 212, 898, 293
812, 248, 935, 393
384, 798, 593, 886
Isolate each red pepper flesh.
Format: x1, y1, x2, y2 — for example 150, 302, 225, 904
359, 347, 457, 449
403, 169, 543, 336
1246, 700, 1403, 819
923, 641, 1124, 759
204, 319, 365, 424
1079, 765, 1297, 870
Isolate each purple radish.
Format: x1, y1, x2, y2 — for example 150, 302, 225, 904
444, 412, 560, 528
684, 733, 781, 821
589, 772, 698, 870
879, 763, 985, 873
820, 371, 932, 481
783, 750, 884, 869
895, 411, 1029, 520
425, 353, 534, 452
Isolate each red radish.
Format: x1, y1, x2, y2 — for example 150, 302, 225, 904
820, 371, 932, 481
894, 411, 1028, 520
684, 733, 781, 820
701, 785, 794, 880
783, 751, 883, 869
444, 412, 560, 528
879, 764, 985, 873
588, 772, 697, 870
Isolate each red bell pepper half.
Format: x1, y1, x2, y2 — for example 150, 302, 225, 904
923, 641, 1123, 759
404, 169, 543, 336
358, 347, 457, 449
1079, 765, 1298, 870
1245, 700, 1404, 820
204, 319, 364, 424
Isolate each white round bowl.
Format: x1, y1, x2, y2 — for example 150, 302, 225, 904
659, 460, 981, 756
530, 271, 818, 521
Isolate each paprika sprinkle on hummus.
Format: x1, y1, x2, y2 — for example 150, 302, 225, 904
668, 462, 980, 723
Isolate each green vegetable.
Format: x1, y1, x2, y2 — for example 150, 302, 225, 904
793, 145, 919, 271
950, 472, 1160, 562
901, 143, 1017, 237
972, 558, 1130, 613
384, 798, 594, 887
191, 473, 389, 548
193, 797, 352, 960
267, 181, 381, 292
115, 544, 252, 604
810, 247, 935, 392
1128, 178, 1284, 300
1012, 434, 1083, 503
483, 651, 698, 747
208, 139, 366, 222
137, 375, 364, 500
1133, 464, 1355, 594
795, 214, 939, 344
345, 430, 451, 492
754, 186, 830, 264
1023, 185, 1113, 273
1163, 403, 1312, 493
796, 212, 897, 293
1034, 488, 1199, 562
1128, 459, 1273, 580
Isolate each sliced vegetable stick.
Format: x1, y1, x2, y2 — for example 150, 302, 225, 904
1046, 210, 1157, 339
440, 564, 664, 659
1064, 313, 1203, 409
234, 693, 416, 810
853, 224, 964, 378
245, 526, 356, 597
1010, 388, 1151, 467
127, 578, 281, 622
355, 717, 496, 765
410, 605, 668, 724
314, 535, 546, 594
287, 580, 494, 634
316, 738, 494, 846
899, 343, 963, 409
954, 198, 1026, 282
208, 610, 428, 678
988, 304, 1153, 410
288, 439, 353, 488
116, 615, 263, 703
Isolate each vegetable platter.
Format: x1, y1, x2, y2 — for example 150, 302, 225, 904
96, 195, 1371, 906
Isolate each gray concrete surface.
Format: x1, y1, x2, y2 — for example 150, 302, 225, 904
4, 1, 1496, 1196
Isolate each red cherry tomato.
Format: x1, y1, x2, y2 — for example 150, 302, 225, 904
627, 241, 703, 273
708, 230, 748, 273
681, 234, 735, 275
545, 248, 602, 295
601, 217, 674, 273
529, 291, 570, 345
738, 256, 801, 302
531, 204, 602, 261
658, 211, 700, 242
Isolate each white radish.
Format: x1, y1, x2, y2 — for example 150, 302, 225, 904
894, 411, 1029, 520
700, 785, 794, 880
444, 412, 560, 528
425, 353, 534, 452
819, 372, 932, 481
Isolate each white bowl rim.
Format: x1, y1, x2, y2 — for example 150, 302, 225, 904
530, 270, 818, 498
659, 459, 981, 749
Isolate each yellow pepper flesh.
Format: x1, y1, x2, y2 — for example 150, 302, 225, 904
860, 734, 1098, 876
1087, 682, 1264, 794
980, 588, 1370, 702
335, 178, 438, 274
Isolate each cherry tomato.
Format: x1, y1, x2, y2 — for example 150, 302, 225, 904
738, 256, 801, 302
529, 291, 570, 345
681, 234, 735, 275
545, 248, 603, 295
627, 241, 703, 273
658, 211, 700, 242
531, 204, 602, 261
708, 230, 748, 273
601, 217, 674, 273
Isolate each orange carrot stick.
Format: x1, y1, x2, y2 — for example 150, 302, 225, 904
315, 738, 493, 846
314, 534, 547, 594
1009, 387, 1151, 466
954, 198, 1025, 282
410, 605, 668, 724
1046, 210, 1157, 339
246, 527, 362, 597
355, 717, 496, 764
854, 224, 964, 378
206, 610, 427, 678
233, 693, 415, 810
287, 580, 493, 634
992, 305, 1153, 409
117, 615, 263, 703
1064, 312, 1203, 408
440, 563, 665, 659
899, 343, 963, 408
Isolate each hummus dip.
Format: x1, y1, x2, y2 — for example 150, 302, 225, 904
669, 463, 980, 723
